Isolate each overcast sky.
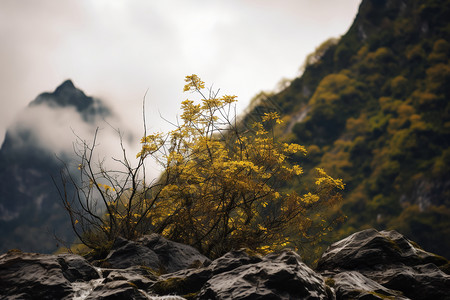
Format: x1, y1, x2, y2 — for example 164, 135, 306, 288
0, 0, 361, 146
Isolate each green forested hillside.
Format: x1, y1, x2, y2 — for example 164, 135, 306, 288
246, 0, 450, 258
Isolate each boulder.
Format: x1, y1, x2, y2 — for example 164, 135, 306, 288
85, 280, 151, 300
2, 230, 449, 299
318, 229, 450, 300
151, 266, 213, 297
101, 234, 210, 273
0, 249, 99, 300
139, 234, 211, 273
197, 250, 330, 300
148, 297, 186, 300
151, 249, 260, 297
103, 266, 158, 290
208, 249, 262, 275
101, 237, 161, 270
364, 263, 450, 300
317, 229, 448, 271
57, 253, 101, 282
328, 271, 408, 299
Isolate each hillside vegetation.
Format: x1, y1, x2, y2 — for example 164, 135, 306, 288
244, 0, 450, 257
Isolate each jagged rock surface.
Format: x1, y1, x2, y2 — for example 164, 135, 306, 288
0, 250, 100, 300
99, 234, 211, 273
329, 271, 409, 299
317, 228, 450, 300
1, 230, 449, 300
317, 228, 448, 270
197, 250, 330, 300
84, 280, 150, 300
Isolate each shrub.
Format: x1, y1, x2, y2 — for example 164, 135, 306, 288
58, 75, 344, 258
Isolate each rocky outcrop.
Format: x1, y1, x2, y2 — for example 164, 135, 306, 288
197, 250, 330, 299
99, 234, 211, 273
317, 228, 448, 270
0, 250, 100, 300
329, 271, 409, 299
1, 230, 449, 299
151, 249, 330, 299
150, 249, 261, 297
317, 229, 450, 300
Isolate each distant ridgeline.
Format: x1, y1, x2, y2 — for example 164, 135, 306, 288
0, 80, 111, 253
244, 0, 450, 257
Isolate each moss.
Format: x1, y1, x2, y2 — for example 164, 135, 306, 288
408, 240, 423, 250
324, 277, 335, 287
431, 253, 449, 264
152, 277, 191, 296
366, 290, 397, 299
182, 292, 200, 300
89, 255, 112, 269
439, 262, 450, 275
6, 249, 22, 255
139, 265, 160, 279
157, 265, 168, 275
241, 247, 264, 258
127, 282, 138, 289
188, 259, 204, 269
151, 275, 209, 298
98, 260, 112, 268
81, 244, 113, 262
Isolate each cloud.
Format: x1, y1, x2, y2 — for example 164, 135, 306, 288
6, 100, 142, 173
0, 0, 361, 148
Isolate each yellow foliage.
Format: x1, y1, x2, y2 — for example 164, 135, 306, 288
309, 73, 356, 106
315, 168, 345, 190
78, 75, 344, 258
183, 74, 205, 92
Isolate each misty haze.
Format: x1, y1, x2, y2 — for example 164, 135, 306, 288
1, 0, 450, 299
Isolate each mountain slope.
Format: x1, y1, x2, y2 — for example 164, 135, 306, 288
245, 0, 450, 257
0, 80, 112, 253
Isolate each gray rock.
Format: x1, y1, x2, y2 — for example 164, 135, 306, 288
102, 238, 161, 270
103, 266, 158, 290
365, 263, 450, 300
329, 271, 409, 299
151, 267, 213, 297
318, 229, 450, 300
151, 248, 328, 299
150, 249, 263, 297
0, 250, 99, 300
140, 234, 211, 273
197, 250, 330, 300
148, 297, 186, 300
317, 229, 447, 272
57, 253, 101, 282
2, 230, 449, 300
102, 234, 210, 274
85, 280, 150, 300
208, 248, 262, 275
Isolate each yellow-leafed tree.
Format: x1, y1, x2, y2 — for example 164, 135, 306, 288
59, 75, 344, 258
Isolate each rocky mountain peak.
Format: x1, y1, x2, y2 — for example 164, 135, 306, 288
54, 79, 76, 94
30, 79, 94, 112
0, 80, 113, 253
